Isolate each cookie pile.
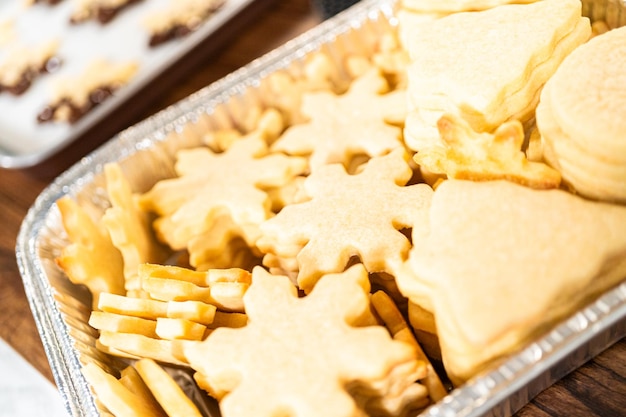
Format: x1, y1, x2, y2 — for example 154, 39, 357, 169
50, 1, 626, 416
536, 25, 626, 203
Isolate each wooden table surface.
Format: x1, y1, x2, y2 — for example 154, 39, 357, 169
0, 1, 624, 416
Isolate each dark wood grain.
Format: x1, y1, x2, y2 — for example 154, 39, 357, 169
0, 1, 623, 416
516, 338, 626, 417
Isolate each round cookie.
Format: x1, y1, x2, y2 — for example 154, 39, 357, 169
537, 87, 626, 201
537, 26, 626, 202
546, 26, 626, 159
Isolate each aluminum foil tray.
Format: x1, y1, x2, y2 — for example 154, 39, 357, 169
16, 0, 626, 416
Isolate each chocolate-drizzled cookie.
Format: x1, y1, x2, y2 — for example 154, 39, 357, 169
143, 0, 226, 47
37, 60, 138, 124
0, 40, 61, 96
70, 0, 143, 24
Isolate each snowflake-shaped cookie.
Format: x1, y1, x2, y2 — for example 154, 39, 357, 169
257, 148, 433, 293
258, 51, 341, 125
184, 264, 420, 417
271, 68, 406, 172
140, 132, 308, 250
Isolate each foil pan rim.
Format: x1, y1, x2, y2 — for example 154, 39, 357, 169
16, 0, 626, 416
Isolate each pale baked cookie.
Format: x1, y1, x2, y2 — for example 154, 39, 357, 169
142, 0, 226, 47
373, 32, 412, 91
536, 25, 626, 203
406, 301, 442, 362
81, 361, 172, 417
397, 0, 530, 50
91, 264, 253, 366
396, 8, 443, 52
257, 148, 433, 294
37, 59, 138, 124
95, 290, 218, 326
258, 52, 341, 125
137, 263, 251, 313
139, 131, 308, 252
101, 163, 170, 297
185, 264, 427, 417
370, 290, 448, 405
0, 39, 61, 95
402, 0, 590, 152
345, 31, 411, 91
401, 0, 540, 13
396, 1, 542, 67
538, 86, 626, 202
132, 358, 204, 417
395, 179, 626, 385
187, 209, 263, 272
413, 113, 561, 189
271, 68, 407, 173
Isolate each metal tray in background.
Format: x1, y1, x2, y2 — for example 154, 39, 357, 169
0, 0, 270, 169
15, 0, 626, 416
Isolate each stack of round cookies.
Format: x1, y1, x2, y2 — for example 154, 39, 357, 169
536, 26, 626, 203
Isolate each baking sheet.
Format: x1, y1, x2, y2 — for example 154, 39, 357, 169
14, 0, 626, 416
0, 0, 259, 169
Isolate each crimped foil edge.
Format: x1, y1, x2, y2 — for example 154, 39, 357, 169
15, 1, 626, 416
